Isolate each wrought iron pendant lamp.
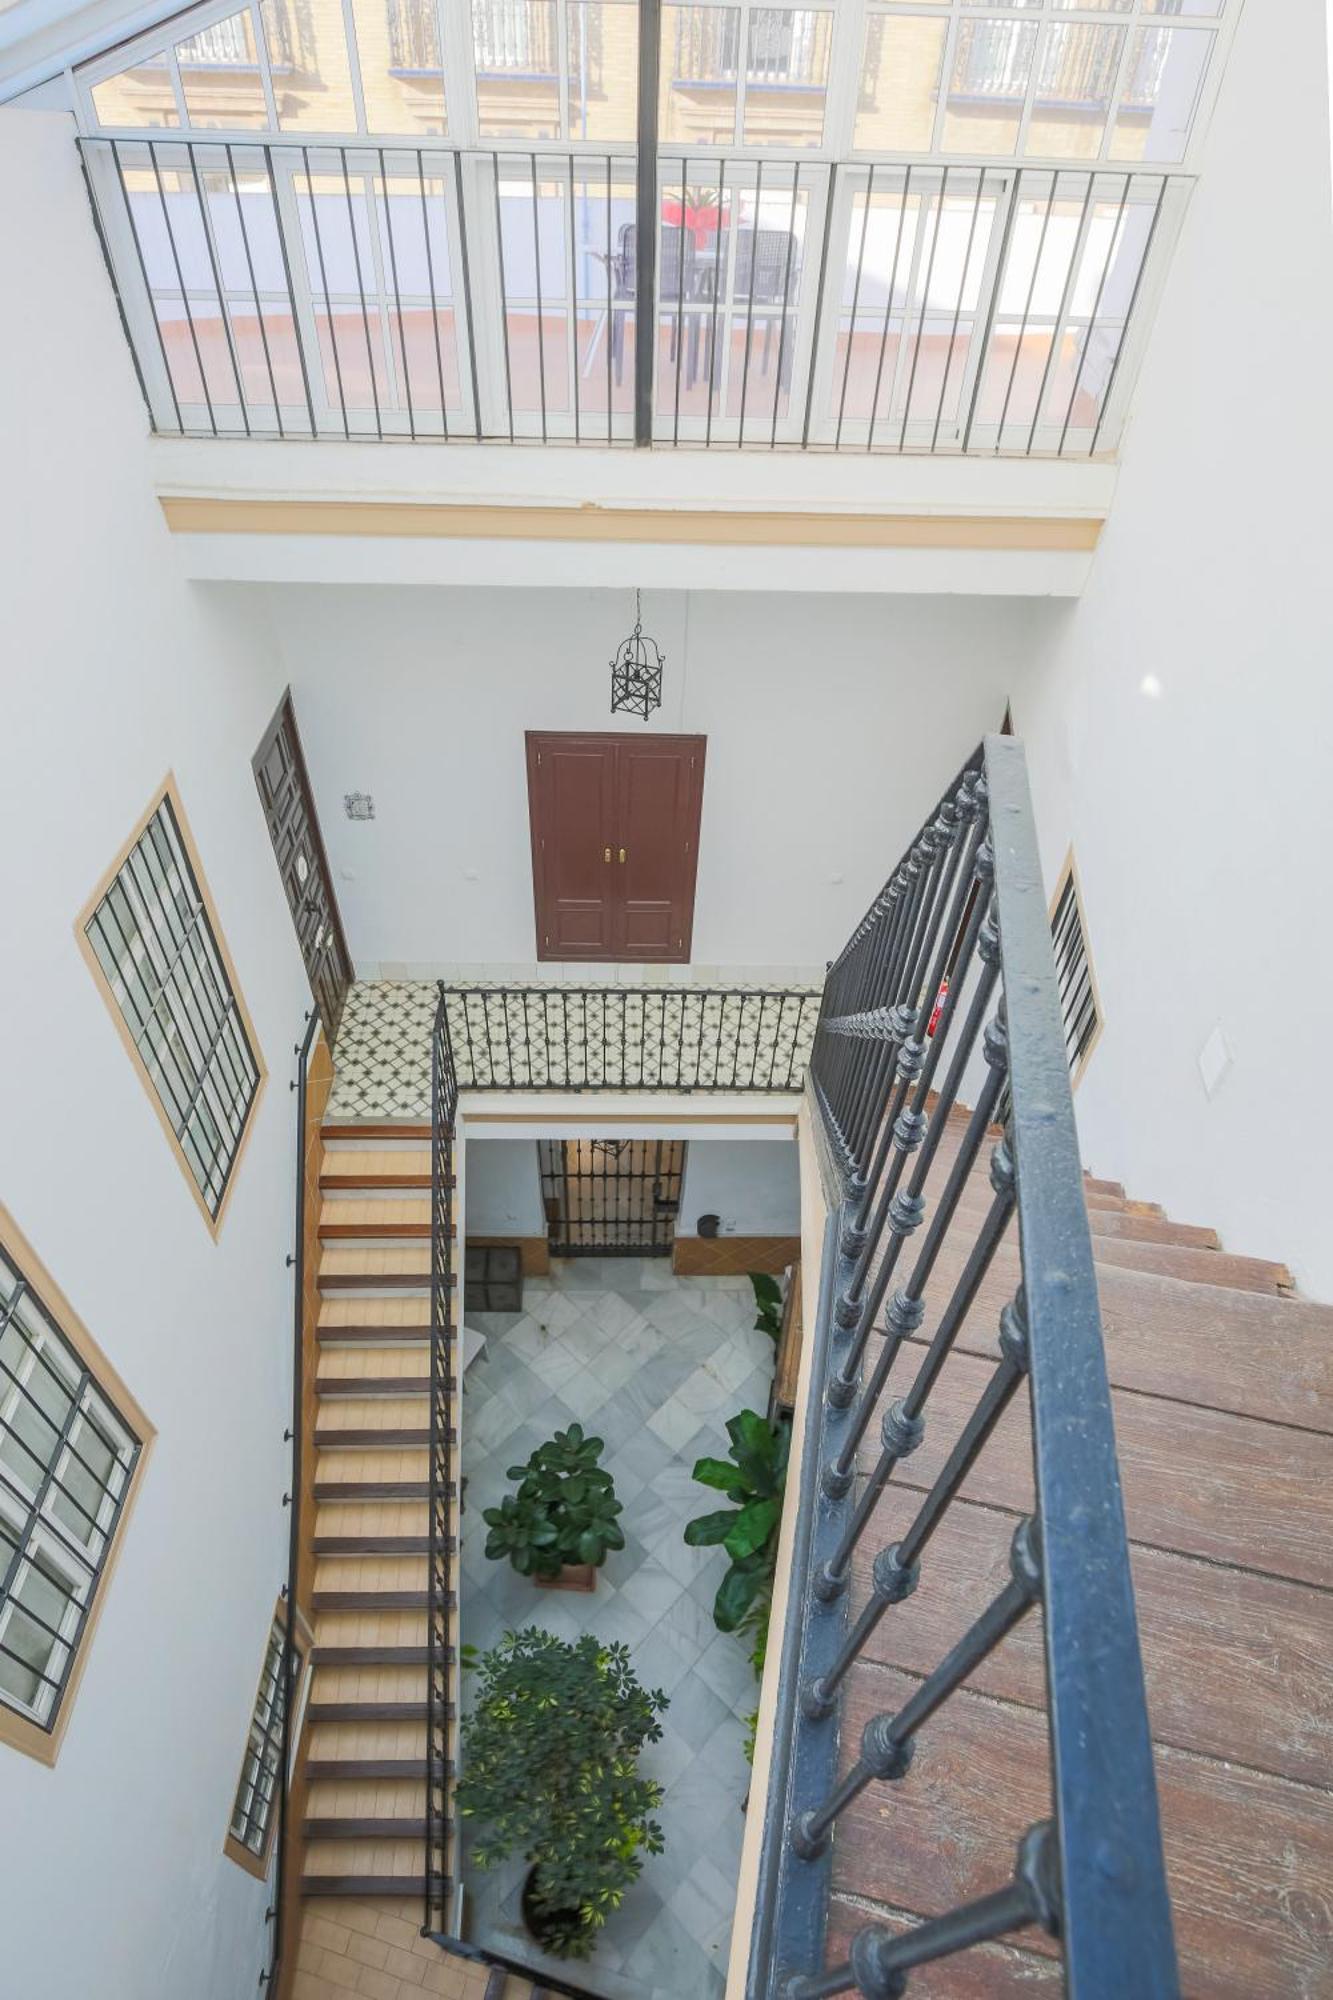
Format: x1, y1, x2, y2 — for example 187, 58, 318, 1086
609, 589, 664, 721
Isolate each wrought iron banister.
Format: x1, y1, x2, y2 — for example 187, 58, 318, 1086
754, 733, 1176, 1997
425, 983, 459, 1936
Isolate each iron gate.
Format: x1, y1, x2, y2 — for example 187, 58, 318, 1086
538, 1139, 685, 1256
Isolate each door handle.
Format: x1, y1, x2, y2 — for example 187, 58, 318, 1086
619, 847, 627, 864
604, 847, 612, 863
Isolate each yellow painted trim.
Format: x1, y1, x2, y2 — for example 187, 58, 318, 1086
0, 1205, 156, 1769
75, 773, 269, 1242
159, 497, 1103, 553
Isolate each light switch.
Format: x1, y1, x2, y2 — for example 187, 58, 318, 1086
1197, 1024, 1232, 1099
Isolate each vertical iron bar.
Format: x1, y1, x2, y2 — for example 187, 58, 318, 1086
706, 155, 726, 446
567, 153, 581, 443
379, 148, 416, 439
866, 163, 909, 452
264, 142, 319, 437
738, 158, 763, 443
994, 168, 1058, 455
931, 167, 985, 453
185, 143, 249, 433
1090, 174, 1167, 456
452, 150, 478, 440
1058, 171, 1129, 456
835, 162, 873, 449
770, 160, 800, 447
1025, 170, 1094, 456
417, 153, 450, 437
801, 163, 839, 447
898, 165, 947, 451
493, 152, 515, 442
961, 165, 1022, 454
302, 144, 350, 438
634, 0, 663, 444
226, 142, 283, 436
149, 139, 218, 435
606, 153, 614, 439
340, 147, 383, 438
673, 153, 688, 444
530, 153, 548, 442
102, 139, 175, 428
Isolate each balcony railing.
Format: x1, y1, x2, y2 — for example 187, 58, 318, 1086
747, 734, 1176, 1995
79, 135, 1184, 454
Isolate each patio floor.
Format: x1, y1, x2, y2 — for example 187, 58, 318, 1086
458, 1258, 778, 2000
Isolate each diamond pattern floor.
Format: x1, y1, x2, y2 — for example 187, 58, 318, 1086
458, 1261, 778, 2000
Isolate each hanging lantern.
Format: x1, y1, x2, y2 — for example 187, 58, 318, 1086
609, 589, 664, 721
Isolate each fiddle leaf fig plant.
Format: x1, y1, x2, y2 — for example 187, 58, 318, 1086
457, 1628, 668, 1961
684, 1408, 790, 1633
483, 1422, 625, 1579
750, 1271, 784, 1339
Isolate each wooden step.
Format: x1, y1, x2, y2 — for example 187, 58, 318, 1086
304, 1817, 430, 1841
319, 1197, 433, 1240
322, 1122, 432, 1141
306, 1756, 447, 1781
316, 1375, 430, 1398
312, 1589, 433, 1611
313, 1535, 438, 1555
315, 1428, 437, 1449
1086, 1233, 1293, 1295
314, 1481, 434, 1502
317, 1320, 435, 1344
301, 1875, 443, 1900
953, 1183, 1220, 1251
307, 1701, 435, 1725
319, 1246, 439, 1290
317, 1348, 432, 1384
1083, 1174, 1125, 1197
311, 1645, 435, 1667
321, 1148, 435, 1190
319, 1299, 431, 1332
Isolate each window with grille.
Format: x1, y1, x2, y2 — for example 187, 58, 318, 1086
228, 1615, 299, 1865
80, 782, 263, 1230
1051, 852, 1101, 1084
0, 1218, 145, 1752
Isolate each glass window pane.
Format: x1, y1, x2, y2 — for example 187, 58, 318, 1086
1050, 0, 1130, 10
176, 11, 269, 129
352, 0, 448, 136
261, 0, 358, 132
1109, 25, 1211, 161
474, 0, 561, 138
855, 15, 948, 152
1026, 22, 1123, 158
91, 55, 180, 129
661, 5, 740, 147
942, 18, 1037, 155
1142, 0, 1221, 13
742, 9, 832, 148
566, 0, 637, 142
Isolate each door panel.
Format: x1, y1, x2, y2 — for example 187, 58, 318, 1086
253, 691, 353, 1043
527, 737, 617, 959
615, 740, 705, 961
527, 733, 706, 964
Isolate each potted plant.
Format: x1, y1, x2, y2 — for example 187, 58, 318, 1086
457, 1628, 668, 1961
482, 1422, 624, 1592
749, 1270, 784, 1339
684, 1408, 790, 1632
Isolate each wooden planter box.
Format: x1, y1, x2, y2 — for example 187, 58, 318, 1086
533, 1563, 597, 1594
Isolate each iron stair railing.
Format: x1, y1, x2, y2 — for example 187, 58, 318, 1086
751, 733, 1178, 1997
425, 982, 460, 1937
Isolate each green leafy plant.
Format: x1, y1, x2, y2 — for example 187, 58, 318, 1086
684, 1409, 790, 1632
456, 1628, 668, 1960
750, 1271, 783, 1339
483, 1422, 624, 1580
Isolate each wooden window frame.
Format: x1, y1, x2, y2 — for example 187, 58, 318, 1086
75, 773, 268, 1241
1050, 845, 1103, 1090
223, 1598, 311, 1880
0, 1206, 155, 1768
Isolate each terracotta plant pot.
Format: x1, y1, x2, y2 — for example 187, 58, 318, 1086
533, 1563, 597, 1593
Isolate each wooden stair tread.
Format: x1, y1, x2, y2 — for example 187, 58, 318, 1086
314, 1481, 435, 1502
851, 1485, 1333, 1789
1086, 1234, 1292, 1294
307, 1702, 436, 1724
304, 1817, 430, 1840
304, 1752, 448, 1784
313, 1534, 447, 1554
322, 1121, 432, 1140
879, 1236, 1333, 1433
310, 1645, 437, 1666
316, 1376, 430, 1397
315, 1428, 441, 1449
312, 1590, 433, 1610
319, 1299, 432, 1326
864, 1344, 1333, 1589
301, 1875, 444, 1898
831, 1664, 1333, 1999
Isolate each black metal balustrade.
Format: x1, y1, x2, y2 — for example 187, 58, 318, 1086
77, 132, 1180, 456
445, 983, 818, 1092
425, 987, 459, 1936
750, 734, 1178, 1997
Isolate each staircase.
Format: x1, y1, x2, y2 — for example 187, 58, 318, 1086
827, 1106, 1333, 1996
301, 1121, 451, 1908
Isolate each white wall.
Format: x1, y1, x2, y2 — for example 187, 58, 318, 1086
246, 582, 1036, 976
677, 1140, 801, 1238
1015, 0, 1333, 1298
0, 112, 307, 1996
464, 1139, 545, 1235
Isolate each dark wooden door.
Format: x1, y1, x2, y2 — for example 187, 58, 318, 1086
253, 690, 354, 1043
526, 732, 705, 963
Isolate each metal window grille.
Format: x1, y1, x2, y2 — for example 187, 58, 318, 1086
230, 1617, 297, 1857
1051, 855, 1100, 1081
83, 793, 261, 1220
0, 1247, 140, 1732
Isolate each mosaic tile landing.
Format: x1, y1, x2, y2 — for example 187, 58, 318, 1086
458, 1263, 778, 2000
327, 979, 822, 1121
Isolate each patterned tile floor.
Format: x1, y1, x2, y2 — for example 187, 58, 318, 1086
458, 1261, 777, 2000
327, 980, 819, 1121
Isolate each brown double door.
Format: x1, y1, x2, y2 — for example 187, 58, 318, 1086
253, 690, 354, 1043
526, 732, 706, 962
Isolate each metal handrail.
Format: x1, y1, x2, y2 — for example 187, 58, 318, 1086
425, 983, 459, 1937
267, 1005, 320, 1992
753, 733, 1176, 1997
